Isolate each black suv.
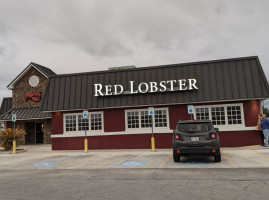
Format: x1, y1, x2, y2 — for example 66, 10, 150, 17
172, 120, 221, 162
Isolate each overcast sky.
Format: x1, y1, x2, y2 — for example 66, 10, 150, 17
1, 0, 269, 107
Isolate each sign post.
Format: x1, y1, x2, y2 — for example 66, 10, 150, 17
83, 110, 88, 153
188, 105, 194, 120
148, 107, 155, 152
12, 114, 16, 154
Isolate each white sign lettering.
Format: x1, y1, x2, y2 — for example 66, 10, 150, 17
94, 79, 198, 97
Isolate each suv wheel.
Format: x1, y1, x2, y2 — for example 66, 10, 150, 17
214, 153, 221, 162
173, 153, 180, 162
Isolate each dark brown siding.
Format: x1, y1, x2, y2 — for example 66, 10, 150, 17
41, 56, 269, 111
0, 98, 12, 116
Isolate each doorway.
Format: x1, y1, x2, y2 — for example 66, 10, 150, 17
25, 122, 44, 144
25, 122, 35, 144
36, 123, 44, 144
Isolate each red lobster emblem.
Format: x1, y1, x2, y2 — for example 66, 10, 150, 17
25, 92, 41, 102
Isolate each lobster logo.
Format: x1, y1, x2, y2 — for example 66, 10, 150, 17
25, 92, 41, 102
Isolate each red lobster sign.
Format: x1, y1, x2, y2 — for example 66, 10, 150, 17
25, 92, 41, 102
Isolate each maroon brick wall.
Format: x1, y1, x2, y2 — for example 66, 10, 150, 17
52, 133, 174, 150
51, 130, 260, 150
51, 112, 63, 134
169, 104, 190, 130
218, 130, 260, 147
104, 108, 125, 132
243, 100, 260, 127
6, 121, 13, 129
51, 100, 261, 150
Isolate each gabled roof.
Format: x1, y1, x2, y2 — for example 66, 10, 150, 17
0, 107, 51, 121
0, 97, 12, 116
40, 56, 269, 112
7, 62, 56, 90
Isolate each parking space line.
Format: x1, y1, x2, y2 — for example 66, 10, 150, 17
251, 149, 269, 161
220, 150, 234, 168
57, 153, 105, 168
84, 153, 130, 168
0, 155, 59, 169
159, 152, 172, 168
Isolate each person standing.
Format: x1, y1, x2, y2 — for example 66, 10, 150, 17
257, 114, 265, 146
261, 114, 269, 147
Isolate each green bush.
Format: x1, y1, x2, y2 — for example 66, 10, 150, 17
0, 128, 26, 150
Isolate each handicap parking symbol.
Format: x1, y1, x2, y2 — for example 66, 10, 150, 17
121, 161, 146, 166
32, 162, 58, 167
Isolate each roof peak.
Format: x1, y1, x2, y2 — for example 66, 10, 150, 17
7, 62, 56, 90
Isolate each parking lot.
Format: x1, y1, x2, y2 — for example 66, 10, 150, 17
1, 145, 269, 169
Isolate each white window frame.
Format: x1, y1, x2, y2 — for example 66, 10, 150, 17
64, 112, 104, 133
125, 108, 170, 131
193, 103, 245, 129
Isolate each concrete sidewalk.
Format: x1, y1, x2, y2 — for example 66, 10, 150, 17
0, 144, 269, 169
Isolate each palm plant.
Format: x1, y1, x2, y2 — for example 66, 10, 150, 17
0, 128, 26, 150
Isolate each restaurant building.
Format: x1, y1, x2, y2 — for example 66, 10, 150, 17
40, 56, 269, 150
1, 56, 269, 149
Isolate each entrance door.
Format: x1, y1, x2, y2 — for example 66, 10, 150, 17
36, 123, 44, 144
25, 122, 35, 144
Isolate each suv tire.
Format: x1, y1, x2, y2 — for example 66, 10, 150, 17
214, 153, 221, 162
173, 153, 180, 162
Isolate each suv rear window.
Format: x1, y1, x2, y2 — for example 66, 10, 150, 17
177, 122, 213, 133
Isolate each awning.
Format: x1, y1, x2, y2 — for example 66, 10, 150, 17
0, 107, 51, 121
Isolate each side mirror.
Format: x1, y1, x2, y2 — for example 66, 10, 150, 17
214, 128, 219, 132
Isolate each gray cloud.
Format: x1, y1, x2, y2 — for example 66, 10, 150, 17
1, 0, 269, 106
0, 46, 4, 56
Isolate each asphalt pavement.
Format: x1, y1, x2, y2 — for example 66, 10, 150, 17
1, 145, 269, 200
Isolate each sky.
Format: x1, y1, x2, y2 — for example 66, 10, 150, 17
1, 0, 269, 107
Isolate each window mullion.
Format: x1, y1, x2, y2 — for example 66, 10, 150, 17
224, 106, 228, 125
209, 107, 212, 121
139, 111, 141, 129
240, 105, 244, 125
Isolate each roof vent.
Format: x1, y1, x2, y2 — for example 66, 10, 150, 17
108, 65, 136, 71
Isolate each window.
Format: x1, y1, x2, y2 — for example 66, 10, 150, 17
194, 104, 244, 126
195, 108, 209, 120
227, 106, 242, 125
127, 111, 139, 128
65, 115, 76, 132
141, 111, 151, 128
91, 113, 102, 130
64, 112, 103, 132
177, 122, 213, 133
155, 109, 167, 127
126, 108, 169, 129
211, 107, 225, 125
78, 114, 89, 131
0, 122, 5, 130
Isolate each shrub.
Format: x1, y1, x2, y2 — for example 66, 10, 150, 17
0, 128, 26, 150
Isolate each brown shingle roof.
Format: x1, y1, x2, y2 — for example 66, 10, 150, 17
0, 107, 51, 121
40, 56, 269, 111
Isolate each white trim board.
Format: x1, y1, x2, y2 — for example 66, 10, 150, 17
51, 126, 257, 138
8, 64, 48, 90
41, 98, 265, 113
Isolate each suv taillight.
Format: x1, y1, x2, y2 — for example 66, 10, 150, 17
210, 133, 216, 139
174, 134, 180, 140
